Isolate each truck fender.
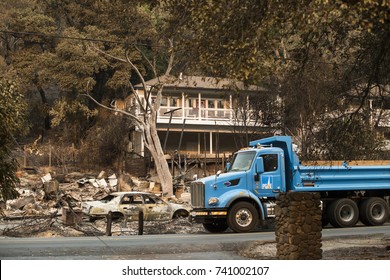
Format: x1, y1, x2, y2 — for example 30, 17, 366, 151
217, 189, 265, 220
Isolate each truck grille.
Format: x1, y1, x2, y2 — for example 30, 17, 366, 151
190, 181, 205, 208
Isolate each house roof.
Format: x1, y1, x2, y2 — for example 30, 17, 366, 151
135, 75, 266, 92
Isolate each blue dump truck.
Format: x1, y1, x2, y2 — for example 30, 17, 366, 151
190, 136, 390, 233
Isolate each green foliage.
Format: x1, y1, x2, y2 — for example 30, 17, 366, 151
164, 0, 389, 80
163, 0, 273, 82
1, 0, 169, 146
0, 80, 27, 200
0, 81, 27, 134
50, 97, 97, 128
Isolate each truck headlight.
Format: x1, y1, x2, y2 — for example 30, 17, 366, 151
208, 197, 219, 205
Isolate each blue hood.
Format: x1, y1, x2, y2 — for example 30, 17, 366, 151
196, 171, 250, 208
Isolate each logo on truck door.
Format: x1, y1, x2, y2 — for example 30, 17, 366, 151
261, 176, 273, 189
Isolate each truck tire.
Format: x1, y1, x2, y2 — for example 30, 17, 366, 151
327, 198, 359, 228
359, 197, 389, 226
227, 202, 258, 233
203, 221, 229, 233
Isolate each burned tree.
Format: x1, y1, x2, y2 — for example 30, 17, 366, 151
84, 43, 175, 197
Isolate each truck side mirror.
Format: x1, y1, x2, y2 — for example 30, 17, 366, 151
225, 162, 231, 172
256, 157, 264, 174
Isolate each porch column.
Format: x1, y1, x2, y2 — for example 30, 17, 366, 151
182, 92, 185, 120
198, 93, 201, 120
209, 131, 213, 154
229, 94, 233, 121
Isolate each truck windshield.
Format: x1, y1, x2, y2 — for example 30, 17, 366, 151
228, 151, 256, 172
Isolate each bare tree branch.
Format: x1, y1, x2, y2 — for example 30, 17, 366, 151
134, 45, 157, 77
81, 92, 145, 127
89, 43, 127, 63
165, 38, 175, 76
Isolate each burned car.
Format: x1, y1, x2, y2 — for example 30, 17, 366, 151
81, 191, 190, 221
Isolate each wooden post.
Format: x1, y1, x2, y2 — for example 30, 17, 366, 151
106, 211, 112, 236
138, 210, 144, 235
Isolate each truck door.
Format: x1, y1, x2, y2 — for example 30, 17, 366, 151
252, 153, 284, 198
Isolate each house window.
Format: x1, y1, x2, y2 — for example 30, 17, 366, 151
171, 97, 179, 107
196, 99, 205, 108
161, 97, 168, 106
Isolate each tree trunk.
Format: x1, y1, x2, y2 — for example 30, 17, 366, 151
143, 120, 173, 197
36, 85, 51, 130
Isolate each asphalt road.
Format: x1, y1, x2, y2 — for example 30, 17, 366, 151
1, 224, 389, 260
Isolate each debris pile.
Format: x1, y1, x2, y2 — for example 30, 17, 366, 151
0, 168, 196, 237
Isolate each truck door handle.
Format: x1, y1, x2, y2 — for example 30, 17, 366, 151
272, 190, 280, 193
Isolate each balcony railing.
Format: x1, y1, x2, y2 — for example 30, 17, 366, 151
158, 106, 233, 121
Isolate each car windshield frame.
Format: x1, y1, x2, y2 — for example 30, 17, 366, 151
228, 151, 256, 172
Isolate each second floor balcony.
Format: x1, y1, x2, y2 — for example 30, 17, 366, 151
157, 105, 235, 126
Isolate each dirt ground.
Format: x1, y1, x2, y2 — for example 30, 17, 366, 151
237, 235, 390, 260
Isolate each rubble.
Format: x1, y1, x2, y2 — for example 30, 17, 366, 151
0, 168, 194, 238
7, 195, 35, 210
62, 207, 83, 226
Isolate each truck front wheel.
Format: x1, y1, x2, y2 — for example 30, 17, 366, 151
327, 198, 359, 228
203, 221, 229, 233
227, 202, 258, 233
359, 197, 389, 226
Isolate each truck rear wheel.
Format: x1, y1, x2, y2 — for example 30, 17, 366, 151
327, 198, 359, 228
359, 197, 389, 226
203, 221, 229, 233
227, 202, 258, 233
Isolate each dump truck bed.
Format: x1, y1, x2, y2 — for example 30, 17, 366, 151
295, 164, 390, 192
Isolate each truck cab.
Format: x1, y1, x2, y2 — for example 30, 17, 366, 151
190, 136, 294, 233
226, 147, 286, 197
